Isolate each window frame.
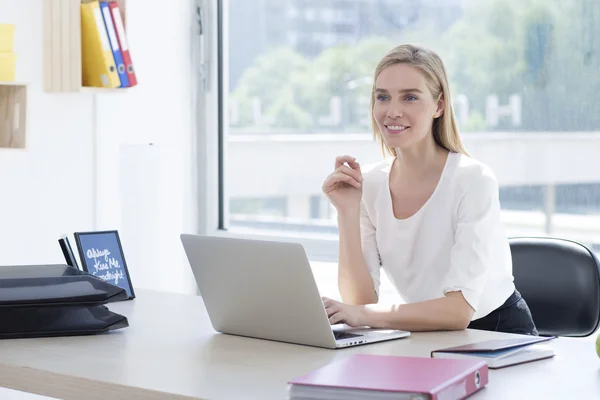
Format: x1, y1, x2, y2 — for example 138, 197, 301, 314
196, 0, 341, 261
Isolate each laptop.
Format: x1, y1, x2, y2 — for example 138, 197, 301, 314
180, 234, 410, 349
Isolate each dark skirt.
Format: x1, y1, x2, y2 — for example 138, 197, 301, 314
467, 289, 538, 336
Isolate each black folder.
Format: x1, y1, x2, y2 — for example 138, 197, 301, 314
0, 264, 128, 307
0, 264, 129, 338
0, 305, 129, 339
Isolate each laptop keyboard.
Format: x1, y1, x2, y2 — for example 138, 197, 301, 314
333, 331, 363, 341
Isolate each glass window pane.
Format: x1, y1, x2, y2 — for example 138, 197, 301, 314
224, 0, 600, 255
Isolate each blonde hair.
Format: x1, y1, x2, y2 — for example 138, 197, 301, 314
370, 44, 470, 158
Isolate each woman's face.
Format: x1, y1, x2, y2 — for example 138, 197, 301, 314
373, 63, 443, 150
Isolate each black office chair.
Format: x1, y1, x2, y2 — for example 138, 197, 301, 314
509, 237, 600, 337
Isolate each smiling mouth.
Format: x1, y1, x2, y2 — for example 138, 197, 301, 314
385, 125, 410, 134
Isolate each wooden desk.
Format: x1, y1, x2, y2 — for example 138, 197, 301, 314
0, 289, 598, 399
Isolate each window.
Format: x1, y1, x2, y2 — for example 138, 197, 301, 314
222, 0, 600, 262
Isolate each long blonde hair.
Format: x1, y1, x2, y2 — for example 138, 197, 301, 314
370, 44, 470, 158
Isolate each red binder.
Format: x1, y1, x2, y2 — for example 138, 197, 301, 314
288, 354, 488, 399
109, 2, 138, 86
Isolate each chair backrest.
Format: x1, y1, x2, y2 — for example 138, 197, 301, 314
509, 237, 600, 337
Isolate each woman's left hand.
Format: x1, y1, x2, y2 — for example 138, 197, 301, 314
322, 297, 369, 327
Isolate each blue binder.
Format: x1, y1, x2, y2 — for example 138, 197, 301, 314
99, 1, 130, 87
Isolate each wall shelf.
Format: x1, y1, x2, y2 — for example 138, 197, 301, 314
0, 82, 27, 149
43, 0, 128, 93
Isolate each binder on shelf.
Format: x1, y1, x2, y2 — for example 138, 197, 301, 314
0, 23, 16, 82
109, 1, 137, 86
80, 1, 120, 88
99, 1, 129, 87
0, 23, 15, 53
0, 53, 16, 82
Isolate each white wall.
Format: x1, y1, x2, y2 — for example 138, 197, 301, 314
93, 0, 198, 294
0, 0, 199, 295
0, 0, 94, 265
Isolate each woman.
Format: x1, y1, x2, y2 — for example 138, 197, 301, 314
321, 44, 538, 335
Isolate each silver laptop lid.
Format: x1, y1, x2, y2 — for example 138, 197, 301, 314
180, 234, 337, 348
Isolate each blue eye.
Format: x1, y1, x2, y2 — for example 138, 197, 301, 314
405, 95, 418, 101
376, 94, 389, 101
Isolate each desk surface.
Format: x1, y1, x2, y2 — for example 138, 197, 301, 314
0, 289, 598, 400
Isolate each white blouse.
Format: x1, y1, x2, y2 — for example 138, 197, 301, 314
360, 151, 515, 320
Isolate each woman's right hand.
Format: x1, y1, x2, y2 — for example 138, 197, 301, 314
322, 155, 363, 214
